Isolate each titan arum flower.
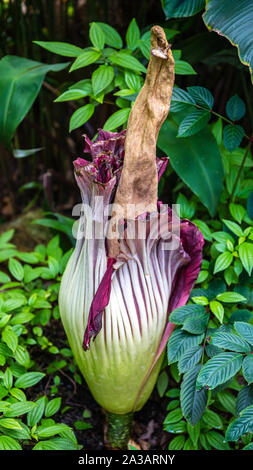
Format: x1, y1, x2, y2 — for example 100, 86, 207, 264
59, 26, 204, 448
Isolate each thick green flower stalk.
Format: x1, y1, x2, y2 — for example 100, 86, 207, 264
59, 26, 204, 449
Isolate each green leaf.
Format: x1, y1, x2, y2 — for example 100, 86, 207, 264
222, 219, 243, 236
187, 86, 214, 109
242, 355, 253, 384
217, 391, 236, 415
4, 402, 37, 418
168, 435, 185, 450
167, 329, 204, 364
33, 437, 78, 450
15, 372, 45, 389
203, 0, 253, 80
210, 331, 251, 353
213, 251, 233, 274
0, 418, 22, 430
109, 52, 146, 74
103, 108, 130, 131
70, 50, 101, 72
238, 242, 253, 276
0, 271, 11, 284
0, 56, 69, 146
229, 203, 246, 224
202, 409, 223, 429
92, 65, 114, 96
34, 41, 83, 57
36, 423, 70, 438
162, 0, 205, 18
196, 352, 243, 390
216, 292, 246, 303
180, 365, 208, 425
177, 109, 210, 137
170, 87, 196, 112
178, 346, 203, 374
164, 408, 183, 425
226, 405, 253, 441
0, 435, 22, 450
124, 71, 142, 92
158, 118, 223, 216
230, 309, 253, 324
45, 398, 62, 417
223, 124, 244, 152
236, 385, 253, 415
55, 89, 90, 102
126, 18, 140, 50
226, 95, 246, 121
209, 300, 224, 323
8, 258, 24, 281
157, 371, 168, 397
96, 22, 123, 49
2, 328, 18, 352
206, 431, 230, 450
234, 322, 253, 346
27, 396, 46, 427
174, 60, 196, 75
170, 304, 205, 325
182, 311, 209, 334
69, 104, 95, 133
89, 22, 105, 50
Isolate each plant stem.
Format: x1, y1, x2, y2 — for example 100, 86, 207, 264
106, 412, 133, 449
231, 141, 252, 202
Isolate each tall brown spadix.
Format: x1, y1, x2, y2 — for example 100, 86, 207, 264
108, 26, 175, 258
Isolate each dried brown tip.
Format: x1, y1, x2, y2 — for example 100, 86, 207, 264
107, 25, 175, 258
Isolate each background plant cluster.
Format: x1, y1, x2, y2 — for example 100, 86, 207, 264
1, 0, 253, 451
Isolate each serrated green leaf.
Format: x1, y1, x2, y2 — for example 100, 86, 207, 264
178, 346, 203, 374
169, 304, 205, 324
234, 322, 253, 346
210, 331, 251, 353
170, 87, 196, 112
167, 329, 204, 364
226, 405, 253, 441
242, 355, 253, 384
187, 86, 214, 109
177, 109, 210, 137
196, 352, 243, 390
236, 385, 253, 415
223, 124, 244, 152
180, 365, 208, 425
226, 95, 246, 121
182, 311, 209, 334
